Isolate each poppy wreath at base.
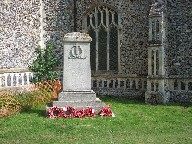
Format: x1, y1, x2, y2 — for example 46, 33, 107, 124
49, 106, 64, 118
48, 106, 112, 118
99, 107, 112, 116
84, 107, 96, 117
74, 109, 86, 118
63, 106, 76, 118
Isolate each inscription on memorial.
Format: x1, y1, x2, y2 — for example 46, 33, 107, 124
68, 45, 86, 59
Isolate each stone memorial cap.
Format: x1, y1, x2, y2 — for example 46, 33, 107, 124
64, 32, 92, 42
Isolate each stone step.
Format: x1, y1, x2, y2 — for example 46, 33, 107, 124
58, 90, 97, 101
53, 99, 106, 108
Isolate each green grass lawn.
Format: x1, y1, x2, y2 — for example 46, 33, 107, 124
1, 97, 192, 144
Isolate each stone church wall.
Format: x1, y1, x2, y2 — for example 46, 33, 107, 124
0, 0, 41, 69
166, 0, 192, 77
42, 0, 72, 67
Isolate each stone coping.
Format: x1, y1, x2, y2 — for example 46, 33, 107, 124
147, 76, 192, 79
0, 68, 31, 74
63, 32, 92, 42
92, 73, 146, 79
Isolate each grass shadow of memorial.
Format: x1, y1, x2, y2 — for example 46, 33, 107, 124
21, 107, 48, 117
99, 95, 192, 108
99, 95, 146, 105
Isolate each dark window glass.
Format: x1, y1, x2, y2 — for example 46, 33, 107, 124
181, 81, 185, 90
174, 80, 178, 90
98, 26, 107, 70
156, 50, 159, 75
109, 25, 118, 71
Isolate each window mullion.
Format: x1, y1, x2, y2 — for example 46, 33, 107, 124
95, 8, 99, 72
106, 8, 109, 71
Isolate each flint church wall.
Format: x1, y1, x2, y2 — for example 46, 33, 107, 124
0, 0, 41, 70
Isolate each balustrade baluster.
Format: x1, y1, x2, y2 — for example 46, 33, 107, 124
15, 73, 19, 86
26, 72, 30, 85
30, 72, 33, 84
21, 73, 25, 85
4, 73, 8, 87
0, 74, 2, 87
10, 73, 14, 86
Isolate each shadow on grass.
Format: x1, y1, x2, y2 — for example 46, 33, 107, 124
99, 95, 146, 105
19, 96, 192, 117
21, 107, 48, 117
99, 95, 192, 108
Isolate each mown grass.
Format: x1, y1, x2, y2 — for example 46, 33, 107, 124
0, 97, 192, 144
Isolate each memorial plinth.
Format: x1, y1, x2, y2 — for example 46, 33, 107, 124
52, 32, 106, 113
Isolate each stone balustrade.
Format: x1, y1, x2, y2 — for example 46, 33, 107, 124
91, 77, 147, 98
91, 77, 147, 90
0, 72, 33, 88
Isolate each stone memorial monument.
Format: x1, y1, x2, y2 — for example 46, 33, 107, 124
52, 32, 106, 113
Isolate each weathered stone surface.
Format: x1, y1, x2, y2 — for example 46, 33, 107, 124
0, 0, 40, 68
58, 91, 97, 101
62, 32, 92, 91
51, 32, 107, 111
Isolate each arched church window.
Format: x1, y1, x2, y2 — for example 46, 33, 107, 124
82, 5, 120, 72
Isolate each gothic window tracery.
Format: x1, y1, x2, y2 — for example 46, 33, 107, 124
150, 18, 161, 43
156, 20, 160, 40
83, 5, 120, 72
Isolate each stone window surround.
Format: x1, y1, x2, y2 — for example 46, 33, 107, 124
148, 46, 165, 77
149, 16, 162, 43
82, 4, 121, 73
